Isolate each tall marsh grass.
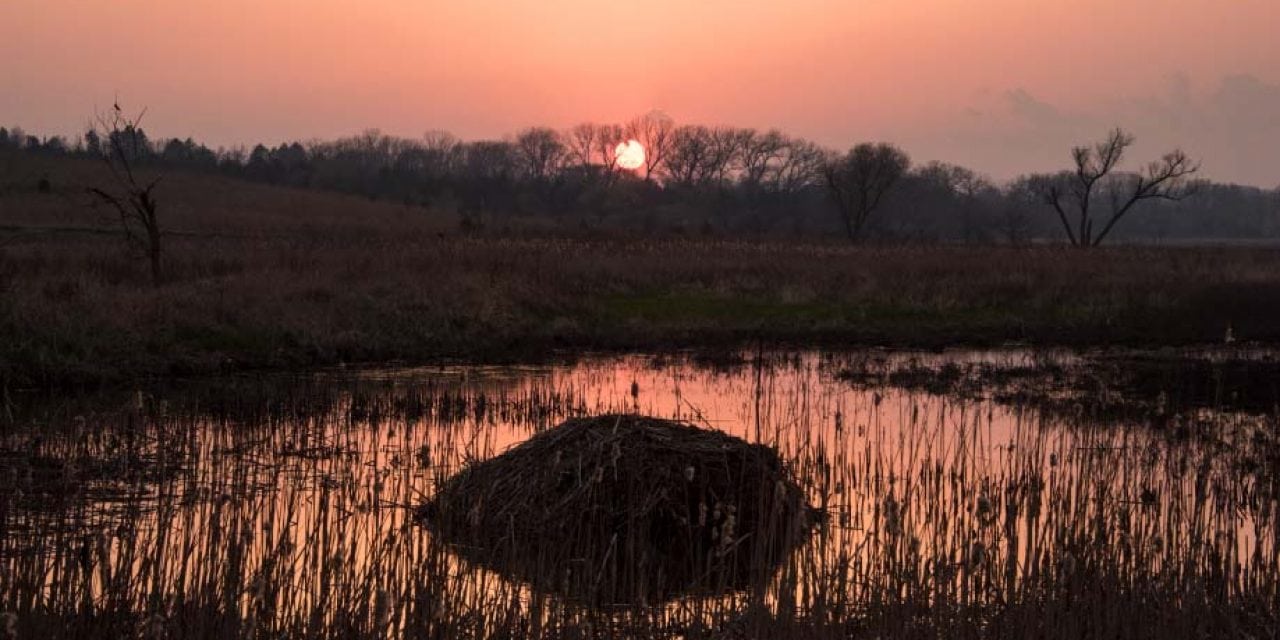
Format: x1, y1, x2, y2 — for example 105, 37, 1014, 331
1, 352, 1275, 638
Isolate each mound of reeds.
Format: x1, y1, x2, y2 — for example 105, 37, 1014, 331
418, 414, 819, 606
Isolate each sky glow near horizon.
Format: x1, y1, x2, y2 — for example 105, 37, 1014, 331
1, 0, 1277, 185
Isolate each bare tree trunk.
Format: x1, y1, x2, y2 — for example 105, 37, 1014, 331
86, 103, 166, 286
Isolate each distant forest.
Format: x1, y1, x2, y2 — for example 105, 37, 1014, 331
3, 114, 1277, 242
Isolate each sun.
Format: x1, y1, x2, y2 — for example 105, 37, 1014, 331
614, 139, 646, 171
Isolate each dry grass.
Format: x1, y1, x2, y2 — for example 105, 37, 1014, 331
420, 414, 817, 606
4, 151, 1280, 388
0, 353, 1275, 638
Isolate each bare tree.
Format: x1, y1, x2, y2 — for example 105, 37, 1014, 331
769, 137, 825, 196
565, 123, 600, 170
737, 129, 787, 191
1001, 176, 1044, 244
86, 103, 164, 286
592, 124, 626, 187
706, 127, 744, 185
514, 127, 567, 183
564, 122, 625, 185
1032, 128, 1199, 247
662, 125, 710, 187
913, 162, 998, 241
823, 143, 910, 242
421, 129, 461, 180
662, 125, 744, 189
624, 111, 674, 182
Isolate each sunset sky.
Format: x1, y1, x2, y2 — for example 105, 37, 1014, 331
3, 0, 1278, 186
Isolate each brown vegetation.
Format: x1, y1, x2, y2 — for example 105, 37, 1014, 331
3, 152, 1280, 388
0, 356, 1275, 638
420, 414, 818, 606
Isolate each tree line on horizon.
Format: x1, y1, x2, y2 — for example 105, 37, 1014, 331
2, 113, 1277, 243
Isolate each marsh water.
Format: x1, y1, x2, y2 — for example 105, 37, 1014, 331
1, 350, 1277, 637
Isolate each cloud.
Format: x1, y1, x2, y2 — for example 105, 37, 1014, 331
1003, 89, 1064, 127
915, 74, 1280, 187
1136, 74, 1280, 186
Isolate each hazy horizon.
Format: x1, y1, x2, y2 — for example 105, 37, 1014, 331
3, 0, 1278, 187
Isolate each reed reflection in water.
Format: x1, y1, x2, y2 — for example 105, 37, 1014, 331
0, 351, 1276, 638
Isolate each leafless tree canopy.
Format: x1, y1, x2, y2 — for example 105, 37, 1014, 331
823, 143, 911, 242
9, 108, 1255, 241
625, 111, 674, 182
1032, 128, 1200, 247
85, 103, 165, 285
513, 128, 562, 181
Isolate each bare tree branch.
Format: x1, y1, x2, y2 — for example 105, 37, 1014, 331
822, 143, 910, 242
84, 102, 165, 285
1030, 128, 1198, 248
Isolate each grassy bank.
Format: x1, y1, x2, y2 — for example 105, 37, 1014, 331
3, 153, 1280, 387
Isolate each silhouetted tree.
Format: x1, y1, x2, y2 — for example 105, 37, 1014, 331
107, 120, 151, 163
625, 111, 675, 182
421, 130, 461, 177
591, 124, 626, 188
1, 127, 25, 151
158, 137, 217, 170
565, 123, 601, 170
906, 162, 999, 241
85, 103, 164, 286
664, 126, 740, 189
83, 129, 102, 156
767, 138, 825, 196
736, 129, 787, 192
7, 112, 1273, 242
1031, 128, 1199, 247
823, 143, 910, 242
514, 128, 566, 182
459, 140, 517, 213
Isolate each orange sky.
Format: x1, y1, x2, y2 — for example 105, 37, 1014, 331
2, 0, 1278, 185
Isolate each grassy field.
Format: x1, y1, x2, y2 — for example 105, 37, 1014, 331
3, 151, 1280, 387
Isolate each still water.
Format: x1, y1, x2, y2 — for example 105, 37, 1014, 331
1, 350, 1276, 637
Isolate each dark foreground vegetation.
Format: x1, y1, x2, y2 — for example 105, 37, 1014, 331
3, 150, 1280, 388
1, 355, 1275, 639
420, 414, 818, 606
